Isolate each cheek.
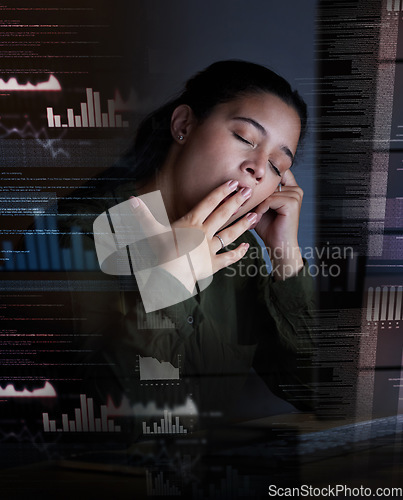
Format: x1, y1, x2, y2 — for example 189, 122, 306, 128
252, 180, 278, 206
184, 138, 230, 178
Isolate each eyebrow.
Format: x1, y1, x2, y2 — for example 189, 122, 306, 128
232, 116, 295, 166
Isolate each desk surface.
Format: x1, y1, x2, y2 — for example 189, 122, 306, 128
1, 413, 403, 499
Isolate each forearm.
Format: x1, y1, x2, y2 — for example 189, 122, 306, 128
268, 244, 304, 281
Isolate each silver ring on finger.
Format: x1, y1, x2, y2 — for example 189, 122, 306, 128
278, 182, 282, 192
214, 234, 225, 249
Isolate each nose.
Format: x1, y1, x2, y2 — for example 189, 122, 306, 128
240, 153, 266, 183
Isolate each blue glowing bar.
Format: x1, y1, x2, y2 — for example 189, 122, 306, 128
2, 241, 14, 270
34, 217, 50, 270
16, 252, 26, 270
85, 250, 97, 270
71, 226, 84, 270
24, 233, 39, 270
62, 248, 72, 271
46, 216, 61, 270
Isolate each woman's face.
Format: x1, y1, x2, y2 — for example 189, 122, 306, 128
169, 92, 302, 225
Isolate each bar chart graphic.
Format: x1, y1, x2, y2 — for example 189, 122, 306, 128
47, 88, 130, 129
142, 410, 188, 435
366, 286, 403, 321
192, 466, 256, 499
42, 394, 121, 433
1, 216, 98, 272
136, 302, 176, 330
387, 0, 403, 11
146, 471, 181, 496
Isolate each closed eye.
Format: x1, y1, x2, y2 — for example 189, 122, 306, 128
269, 160, 281, 177
234, 132, 281, 176
233, 132, 255, 148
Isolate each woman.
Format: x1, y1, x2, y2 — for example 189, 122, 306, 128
62, 60, 314, 434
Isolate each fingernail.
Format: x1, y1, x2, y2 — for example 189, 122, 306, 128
242, 243, 250, 251
129, 196, 139, 208
240, 187, 252, 198
246, 212, 257, 222
228, 180, 239, 190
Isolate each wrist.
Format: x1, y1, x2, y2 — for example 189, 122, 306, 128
267, 244, 304, 281
160, 256, 196, 293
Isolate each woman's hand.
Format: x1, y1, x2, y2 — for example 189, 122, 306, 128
129, 180, 257, 292
252, 169, 304, 280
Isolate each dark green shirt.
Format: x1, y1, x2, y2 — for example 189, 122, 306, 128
59, 182, 315, 433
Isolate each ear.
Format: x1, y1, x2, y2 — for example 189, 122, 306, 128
170, 104, 196, 143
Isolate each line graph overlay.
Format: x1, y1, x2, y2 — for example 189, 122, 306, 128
0, 426, 61, 462
0, 75, 61, 92
139, 356, 180, 380
107, 395, 198, 417
0, 121, 69, 159
0, 381, 56, 398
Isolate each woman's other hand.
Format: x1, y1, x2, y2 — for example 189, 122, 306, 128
252, 169, 304, 280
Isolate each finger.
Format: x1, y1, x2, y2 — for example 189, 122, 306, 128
214, 242, 250, 271
253, 197, 272, 216
264, 193, 302, 215
269, 188, 303, 203
248, 213, 262, 230
281, 169, 299, 187
214, 212, 257, 252
129, 196, 169, 237
204, 186, 252, 232
182, 180, 239, 224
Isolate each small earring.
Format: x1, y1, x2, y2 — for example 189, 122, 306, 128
178, 135, 184, 140
278, 183, 282, 192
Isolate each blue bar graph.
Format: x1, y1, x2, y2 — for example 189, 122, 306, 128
16, 251, 26, 270
3, 241, 14, 271
0, 215, 99, 272
34, 216, 51, 270
25, 233, 39, 270
71, 229, 85, 270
